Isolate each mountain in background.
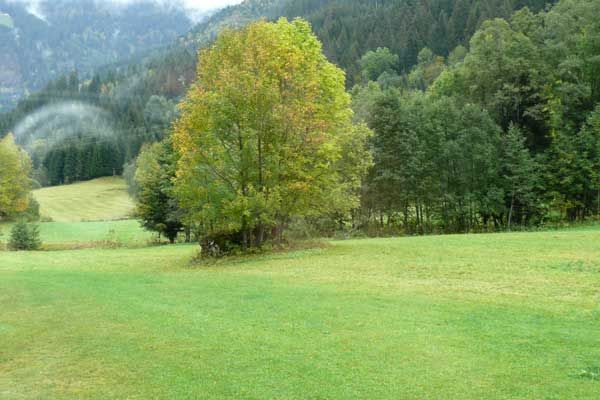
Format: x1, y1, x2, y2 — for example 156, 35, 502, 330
1, 0, 558, 113
0, 0, 201, 110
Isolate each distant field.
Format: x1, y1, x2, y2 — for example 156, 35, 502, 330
1, 220, 151, 249
33, 177, 135, 222
38, 220, 154, 247
1, 228, 599, 399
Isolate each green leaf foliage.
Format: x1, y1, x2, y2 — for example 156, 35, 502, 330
135, 138, 184, 244
173, 18, 371, 251
0, 134, 32, 219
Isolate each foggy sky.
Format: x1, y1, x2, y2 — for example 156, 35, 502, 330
113, 0, 244, 12
5, 0, 245, 22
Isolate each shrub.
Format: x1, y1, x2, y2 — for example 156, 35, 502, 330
22, 196, 40, 222
9, 221, 42, 251
199, 232, 243, 258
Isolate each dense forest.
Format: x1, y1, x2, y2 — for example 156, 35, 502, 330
355, 0, 600, 232
185, 0, 556, 85
278, 0, 556, 84
3, 0, 600, 234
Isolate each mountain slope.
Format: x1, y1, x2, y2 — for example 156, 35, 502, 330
181, 0, 556, 84
0, 0, 196, 110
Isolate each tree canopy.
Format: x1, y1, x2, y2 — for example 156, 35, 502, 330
355, 0, 600, 233
135, 138, 184, 244
173, 18, 371, 251
0, 134, 32, 219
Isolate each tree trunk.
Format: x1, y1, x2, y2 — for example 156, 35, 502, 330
255, 224, 265, 248
508, 192, 515, 231
597, 185, 599, 220
241, 221, 249, 251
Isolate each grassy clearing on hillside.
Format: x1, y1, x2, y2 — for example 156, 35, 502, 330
1, 228, 600, 399
33, 177, 135, 222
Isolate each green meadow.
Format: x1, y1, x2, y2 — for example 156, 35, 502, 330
33, 177, 135, 222
1, 228, 599, 399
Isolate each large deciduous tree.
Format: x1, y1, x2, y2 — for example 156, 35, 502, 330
173, 18, 371, 251
0, 134, 32, 219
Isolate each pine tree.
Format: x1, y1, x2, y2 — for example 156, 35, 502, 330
135, 139, 183, 244
9, 221, 42, 251
502, 125, 540, 228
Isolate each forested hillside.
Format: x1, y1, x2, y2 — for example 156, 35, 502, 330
184, 0, 555, 84
0, 0, 556, 189
278, 0, 555, 84
0, 0, 195, 110
128, 0, 600, 249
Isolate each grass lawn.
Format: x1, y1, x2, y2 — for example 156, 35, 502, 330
33, 177, 135, 222
1, 220, 153, 249
35, 220, 153, 247
1, 228, 600, 398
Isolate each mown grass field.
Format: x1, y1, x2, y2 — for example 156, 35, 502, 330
1, 228, 599, 399
33, 177, 135, 222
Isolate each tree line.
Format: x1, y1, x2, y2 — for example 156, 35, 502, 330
354, 0, 600, 233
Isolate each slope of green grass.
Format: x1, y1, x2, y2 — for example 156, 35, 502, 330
33, 177, 135, 222
1, 228, 599, 399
